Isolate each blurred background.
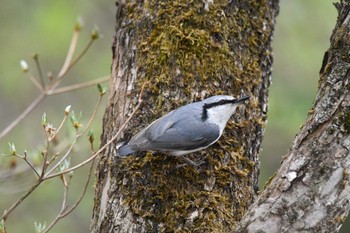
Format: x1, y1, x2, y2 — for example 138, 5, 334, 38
0, 0, 345, 232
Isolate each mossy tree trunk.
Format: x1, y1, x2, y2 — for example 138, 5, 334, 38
91, 0, 278, 232
235, 2, 350, 232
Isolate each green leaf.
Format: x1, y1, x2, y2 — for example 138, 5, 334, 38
58, 159, 71, 172
97, 83, 107, 96
41, 112, 47, 127
34, 221, 46, 233
8, 142, 16, 155
88, 129, 94, 143
0, 219, 5, 233
91, 28, 100, 40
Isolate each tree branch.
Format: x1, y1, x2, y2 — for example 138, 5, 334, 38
43, 84, 145, 180
48, 76, 110, 95
235, 2, 350, 232
1, 178, 42, 221
0, 25, 101, 140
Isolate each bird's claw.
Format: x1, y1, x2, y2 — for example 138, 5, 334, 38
176, 155, 206, 168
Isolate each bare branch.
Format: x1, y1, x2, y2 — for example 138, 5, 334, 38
64, 38, 95, 75
33, 54, 45, 88
48, 76, 110, 95
48, 115, 68, 143
27, 72, 44, 91
46, 92, 103, 175
57, 27, 80, 79
80, 94, 103, 135
21, 151, 40, 178
43, 175, 69, 233
45, 133, 78, 176
0, 27, 100, 140
1, 178, 41, 221
44, 85, 145, 180
0, 88, 104, 224
0, 93, 46, 140
44, 156, 95, 233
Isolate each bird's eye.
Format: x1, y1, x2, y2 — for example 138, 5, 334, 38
218, 100, 226, 104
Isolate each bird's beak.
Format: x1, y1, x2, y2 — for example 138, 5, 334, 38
233, 96, 250, 104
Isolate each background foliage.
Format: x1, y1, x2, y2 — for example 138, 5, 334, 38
0, 0, 345, 232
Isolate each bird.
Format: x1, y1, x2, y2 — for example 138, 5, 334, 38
117, 95, 249, 165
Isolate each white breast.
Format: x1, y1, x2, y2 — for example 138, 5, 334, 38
205, 104, 238, 134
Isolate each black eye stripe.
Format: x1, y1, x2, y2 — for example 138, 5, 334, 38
201, 99, 234, 121
201, 96, 249, 121
203, 99, 234, 110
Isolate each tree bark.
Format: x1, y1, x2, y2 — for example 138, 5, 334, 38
91, 0, 278, 232
234, 2, 350, 233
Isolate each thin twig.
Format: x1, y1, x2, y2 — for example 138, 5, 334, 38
0, 29, 100, 140
44, 85, 146, 180
0, 93, 46, 140
0, 29, 81, 140
1, 178, 42, 221
43, 175, 69, 233
49, 76, 110, 95
23, 160, 39, 178
46, 92, 103, 175
49, 115, 68, 142
66, 39, 94, 74
0, 86, 144, 224
45, 114, 69, 168
28, 72, 44, 91
41, 122, 53, 176
57, 29, 80, 79
0, 164, 33, 181
22, 151, 40, 178
60, 175, 69, 211
0, 175, 35, 195
45, 134, 78, 176
80, 95, 103, 135
33, 55, 45, 88
43, 156, 95, 233
44, 136, 96, 232
61, 159, 94, 218
48, 152, 60, 166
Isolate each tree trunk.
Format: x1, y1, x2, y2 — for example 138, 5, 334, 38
91, 0, 278, 232
234, 2, 350, 232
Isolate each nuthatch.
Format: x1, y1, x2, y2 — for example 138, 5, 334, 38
118, 95, 249, 165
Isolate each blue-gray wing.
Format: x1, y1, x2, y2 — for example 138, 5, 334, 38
128, 111, 220, 151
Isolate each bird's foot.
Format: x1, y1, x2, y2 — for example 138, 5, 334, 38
176, 155, 206, 168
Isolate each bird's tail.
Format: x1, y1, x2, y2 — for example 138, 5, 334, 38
116, 142, 136, 157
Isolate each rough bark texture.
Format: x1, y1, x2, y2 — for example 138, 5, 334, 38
234, 2, 350, 233
92, 0, 278, 232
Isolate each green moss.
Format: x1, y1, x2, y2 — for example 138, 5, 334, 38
262, 173, 277, 190
127, 0, 272, 100
341, 111, 350, 134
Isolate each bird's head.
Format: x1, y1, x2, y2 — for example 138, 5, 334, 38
201, 95, 249, 132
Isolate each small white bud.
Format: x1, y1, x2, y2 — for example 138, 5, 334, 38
20, 60, 29, 72
65, 105, 71, 115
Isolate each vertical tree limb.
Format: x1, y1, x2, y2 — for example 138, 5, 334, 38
92, 0, 279, 232
235, 2, 350, 232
